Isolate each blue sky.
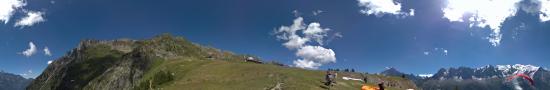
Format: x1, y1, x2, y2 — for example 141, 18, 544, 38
1, 0, 550, 78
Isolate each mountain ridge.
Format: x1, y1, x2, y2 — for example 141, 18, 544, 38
382, 64, 550, 90
27, 34, 417, 90
0, 71, 32, 90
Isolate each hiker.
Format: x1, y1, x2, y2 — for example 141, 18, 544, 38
362, 75, 368, 83
361, 75, 370, 90
378, 82, 385, 90
324, 71, 336, 86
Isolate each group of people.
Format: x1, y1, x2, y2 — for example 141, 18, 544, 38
324, 71, 385, 90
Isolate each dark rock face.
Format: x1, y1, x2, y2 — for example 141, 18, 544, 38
533, 68, 550, 89
27, 34, 203, 90
0, 71, 32, 90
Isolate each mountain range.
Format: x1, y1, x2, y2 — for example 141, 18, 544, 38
0, 71, 32, 90
382, 64, 550, 90
10, 34, 550, 90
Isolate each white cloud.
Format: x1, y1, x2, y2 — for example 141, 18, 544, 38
516, 0, 550, 21
409, 9, 415, 16
334, 32, 343, 38
0, 0, 25, 24
442, 0, 522, 46
418, 74, 434, 77
44, 46, 52, 56
47, 60, 53, 65
296, 45, 336, 64
303, 22, 330, 45
19, 69, 33, 78
276, 17, 307, 49
539, 0, 550, 22
313, 10, 324, 16
275, 16, 338, 69
424, 48, 448, 56
326, 32, 344, 44
293, 59, 322, 69
275, 17, 334, 48
357, 0, 413, 17
15, 11, 45, 27
20, 42, 37, 57
443, 50, 448, 55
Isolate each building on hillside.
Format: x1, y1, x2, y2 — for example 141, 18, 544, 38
244, 56, 262, 64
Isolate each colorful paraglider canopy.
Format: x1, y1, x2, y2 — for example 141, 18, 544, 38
507, 73, 534, 86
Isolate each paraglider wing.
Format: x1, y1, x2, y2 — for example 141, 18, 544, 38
507, 73, 535, 86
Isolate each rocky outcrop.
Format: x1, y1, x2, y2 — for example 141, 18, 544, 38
27, 34, 203, 90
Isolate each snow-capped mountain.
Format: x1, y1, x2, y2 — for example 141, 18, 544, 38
431, 64, 543, 80
495, 64, 540, 77
379, 64, 550, 90
422, 64, 550, 90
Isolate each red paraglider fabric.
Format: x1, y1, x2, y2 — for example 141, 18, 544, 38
507, 73, 534, 86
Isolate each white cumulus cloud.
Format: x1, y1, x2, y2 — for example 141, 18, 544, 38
47, 60, 53, 65
538, 0, 550, 22
20, 42, 37, 57
293, 59, 322, 69
0, 0, 25, 24
275, 16, 339, 69
357, 0, 414, 17
296, 45, 336, 64
275, 17, 307, 49
44, 46, 52, 56
303, 22, 330, 45
442, 0, 521, 46
15, 11, 45, 27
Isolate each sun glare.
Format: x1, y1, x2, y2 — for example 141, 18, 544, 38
443, 0, 521, 46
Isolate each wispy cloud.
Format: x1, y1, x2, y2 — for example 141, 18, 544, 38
312, 10, 324, 16
44, 46, 52, 56
20, 42, 37, 57
423, 51, 430, 55
423, 48, 448, 56
15, 11, 45, 27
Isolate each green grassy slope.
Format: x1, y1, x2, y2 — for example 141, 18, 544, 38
28, 34, 417, 90
136, 57, 417, 90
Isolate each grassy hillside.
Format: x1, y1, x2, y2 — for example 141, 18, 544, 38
29, 34, 417, 90
135, 56, 417, 90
